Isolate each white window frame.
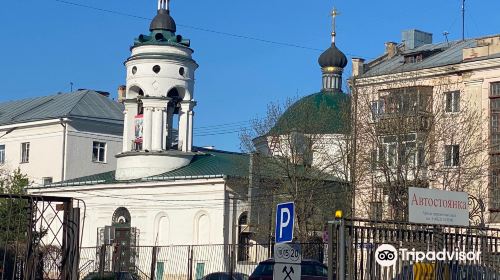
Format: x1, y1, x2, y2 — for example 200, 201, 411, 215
445, 91, 460, 113
92, 141, 107, 163
21, 142, 30, 163
444, 145, 460, 167
371, 100, 385, 120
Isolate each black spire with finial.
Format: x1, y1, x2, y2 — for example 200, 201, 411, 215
318, 8, 347, 93
150, 0, 176, 32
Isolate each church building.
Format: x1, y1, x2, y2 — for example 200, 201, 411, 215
29, 0, 253, 272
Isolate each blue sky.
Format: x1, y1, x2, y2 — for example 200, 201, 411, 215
1, 0, 499, 151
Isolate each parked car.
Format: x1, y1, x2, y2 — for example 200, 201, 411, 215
202, 272, 249, 280
249, 259, 329, 280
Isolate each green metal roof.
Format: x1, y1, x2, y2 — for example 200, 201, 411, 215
270, 92, 351, 135
39, 149, 250, 187
0, 90, 123, 126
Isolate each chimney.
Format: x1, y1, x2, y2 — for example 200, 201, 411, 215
351, 58, 365, 77
117, 85, 126, 103
402, 29, 432, 50
385, 42, 398, 58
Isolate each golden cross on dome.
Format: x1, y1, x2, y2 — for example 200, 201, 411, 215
331, 7, 340, 44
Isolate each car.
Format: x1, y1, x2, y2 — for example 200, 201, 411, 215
201, 272, 249, 280
249, 259, 329, 280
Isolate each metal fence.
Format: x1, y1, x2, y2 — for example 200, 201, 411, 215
0, 194, 81, 280
334, 218, 500, 280
79, 242, 327, 280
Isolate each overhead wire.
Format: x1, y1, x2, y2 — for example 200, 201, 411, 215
52, 0, 369, 58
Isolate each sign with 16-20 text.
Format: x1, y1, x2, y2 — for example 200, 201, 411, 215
408, 187, 469, 226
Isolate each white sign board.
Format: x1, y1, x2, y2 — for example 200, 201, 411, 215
274, 243, 301, 264
274, 263, 301, 280
274, 243, 301, 280
408, 187, 469, 226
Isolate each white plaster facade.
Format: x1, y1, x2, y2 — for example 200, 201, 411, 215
0, 117, 122, 185
351, 33, 500, 225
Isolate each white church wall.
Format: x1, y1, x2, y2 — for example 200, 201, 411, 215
30, 178, 229, 247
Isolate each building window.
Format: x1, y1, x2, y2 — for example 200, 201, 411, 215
0, 145, 4, 164
371, 100, 385, 120
43, 177, 53, 186
491, 82, 500, 97
445, 91, 460, 113
21, 142, 30, 163
370, 201, 383, 221
444, 145, 460, 167
92, 141, 106, 163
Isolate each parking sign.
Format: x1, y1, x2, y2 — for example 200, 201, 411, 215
275, 202, 294, 243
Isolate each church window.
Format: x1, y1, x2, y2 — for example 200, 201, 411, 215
153, 65, 161, 74
92, 141, 106, 163
179, 67, 185, 76
237, 212, 251, 262
21, 142, 30, 163
195, 213, 210, 244
0, 145, 4, 164
132, 66, 137, 75
445, 91, 460, 113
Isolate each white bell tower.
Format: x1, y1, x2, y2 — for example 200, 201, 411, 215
116, 0, 199, 180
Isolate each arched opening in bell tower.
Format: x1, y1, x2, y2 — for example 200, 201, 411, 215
166, 87, 183, 149
128, 86, 145, 151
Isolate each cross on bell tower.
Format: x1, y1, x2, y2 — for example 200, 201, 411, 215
158, 0, 169, 11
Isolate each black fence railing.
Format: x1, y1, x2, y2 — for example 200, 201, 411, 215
340, 218, 500, 280
79, 242, 328, 280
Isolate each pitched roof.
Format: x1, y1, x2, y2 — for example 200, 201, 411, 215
38, 148, 250, 187
361, 37, 497, 77
0, 90, 123, 126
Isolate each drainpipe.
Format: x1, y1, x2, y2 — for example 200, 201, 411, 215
60, 118, 68, 181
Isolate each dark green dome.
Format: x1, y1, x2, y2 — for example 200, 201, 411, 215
270, 92, 351, 135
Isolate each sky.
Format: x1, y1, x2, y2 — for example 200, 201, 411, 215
1, 0, 499, 152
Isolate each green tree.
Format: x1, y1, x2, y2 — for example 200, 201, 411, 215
0, 168, 30, 244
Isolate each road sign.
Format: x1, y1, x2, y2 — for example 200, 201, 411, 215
274, 263, 301, 280
275, 202, 294, 243
274, 243, 301, 264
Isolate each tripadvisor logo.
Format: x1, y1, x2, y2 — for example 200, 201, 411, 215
374, 244, 482, 267
375, 244, 398, 267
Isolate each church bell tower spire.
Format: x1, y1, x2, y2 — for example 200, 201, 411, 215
115, 0, 199, 181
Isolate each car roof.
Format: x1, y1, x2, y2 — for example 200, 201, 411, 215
259, 259, 324, 265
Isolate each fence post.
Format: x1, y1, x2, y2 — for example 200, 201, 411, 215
327, 222, 334, 280
98, 245, 106, 278
187, 245, 193, 280
337, 218, 345, 280
150, 246, 158, 280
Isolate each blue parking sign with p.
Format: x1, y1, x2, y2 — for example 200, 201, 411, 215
275, 202, 294, 243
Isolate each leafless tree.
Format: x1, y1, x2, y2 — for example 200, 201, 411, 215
240, 95, 352, 242
351, 74, 489, 223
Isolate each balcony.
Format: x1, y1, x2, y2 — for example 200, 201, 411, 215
375, 113, 432, 135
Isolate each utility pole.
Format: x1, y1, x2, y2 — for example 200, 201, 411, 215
461, 0, 465, 40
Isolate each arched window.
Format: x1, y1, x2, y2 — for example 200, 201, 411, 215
154, 213, 169, 245
237, 212, 251, 261
112, 207, 131, 227
195, 212, 210, 244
